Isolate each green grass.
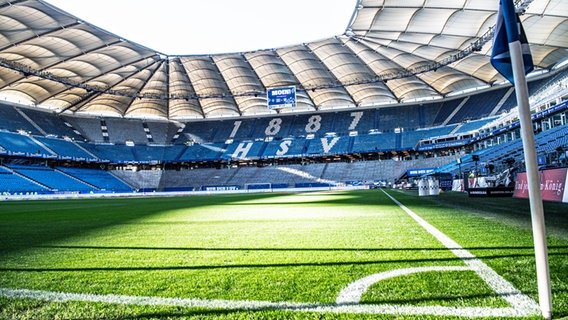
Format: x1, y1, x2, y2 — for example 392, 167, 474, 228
0, 189, 566, 319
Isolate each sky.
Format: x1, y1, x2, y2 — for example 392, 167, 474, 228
46, 0, 358, 55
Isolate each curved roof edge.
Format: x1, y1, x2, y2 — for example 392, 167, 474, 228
0, 0, 567, 120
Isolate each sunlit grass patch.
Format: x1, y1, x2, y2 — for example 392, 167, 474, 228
0, 189, 566, 319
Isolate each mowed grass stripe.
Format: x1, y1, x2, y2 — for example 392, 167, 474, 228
1, 191, 462, 304
377, 189, 539, 314
1, 189, 565, 319
0, 287, 538, 318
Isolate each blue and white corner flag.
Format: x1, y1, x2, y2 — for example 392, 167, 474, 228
491, 2, 552, 318
490, 0, 534, 84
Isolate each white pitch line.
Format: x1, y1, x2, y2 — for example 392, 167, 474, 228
379, 189, 541, 315
0, 190, 543, 317
0, 287, 539, 317
336, 266, 471, 305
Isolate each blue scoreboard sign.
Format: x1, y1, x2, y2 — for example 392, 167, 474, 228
267, 86, 296, 109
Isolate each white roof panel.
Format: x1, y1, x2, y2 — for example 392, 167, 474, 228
0, 0, 566, 119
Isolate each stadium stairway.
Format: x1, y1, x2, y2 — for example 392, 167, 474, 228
320, 163, 330, 179
28, 136, 57, 157
449, 123, 464, 135
8, 165, 98, 193
53, 167, 100, 191
395, 133, 402, 149
441, 97, 469, 126
0, 165, 52, 193
489, 87, 515, 116
15, 108, 47, 136
113, 170, 162, 192
73, 142, 99, 160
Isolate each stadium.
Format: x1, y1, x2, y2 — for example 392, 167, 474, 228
0, 0, 567, 319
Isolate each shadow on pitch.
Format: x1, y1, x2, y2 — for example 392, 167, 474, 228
360, 290, 523, 306
0, 192, 294, 255
124, 307, 323, 319
1, 247, 566, 273
36, 244, 568, 253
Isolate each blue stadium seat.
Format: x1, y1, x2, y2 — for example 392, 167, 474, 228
35, 137, 95, 160
19, 108, 84, 140
261, 138, 308, 159
132, 145, 169, 163
377, 105, 423, 131
401, 126, 458, 150
449, 87, 509, 123
351, 133, 397, 153
0, 166, 51, 194
56, 167, 132, 192
178, 143, 225, 161
62, 116, 105, 142
104, 118, 149, 144
7, 164, 96, 192
287, 113, 335, 137
182, 121, 219, 143
306, 136, 350, 155
432, 99, 466, 126
221, 141, 265, 160
453, 118, 498, 134
0, 103, 42, 134
0, 131, 51, 155
332, 110, 376, 134
250, 117, 294, 140
80, 143, 136, 162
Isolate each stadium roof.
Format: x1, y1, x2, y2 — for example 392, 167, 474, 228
0, 0, 567, 120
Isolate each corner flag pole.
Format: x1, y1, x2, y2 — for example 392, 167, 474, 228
490, 0, 551, 318
510, 40, 552, 319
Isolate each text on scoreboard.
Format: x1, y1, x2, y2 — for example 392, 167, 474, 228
267, 86, 296, 109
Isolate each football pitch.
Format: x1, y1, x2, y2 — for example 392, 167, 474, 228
0, 189, 567, 319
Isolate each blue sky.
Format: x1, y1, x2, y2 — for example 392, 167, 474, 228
47, 0, 358, 55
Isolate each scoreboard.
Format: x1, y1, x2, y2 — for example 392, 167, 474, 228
267, 86, 296, 109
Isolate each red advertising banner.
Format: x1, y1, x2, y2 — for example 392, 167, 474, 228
514, 168, 568, 203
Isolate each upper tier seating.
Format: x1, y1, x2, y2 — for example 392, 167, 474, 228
104, 118, 149, 144
63, 116, 106, 143
0, 131, 51, 155
79, 143, 136, 162
19, 108, 84, 140
351, 133, 396, 153
178, 143, 225, 162
0, 69, 564, 168
434, 124, 568, 176
111, 169, 162, 191
0, 103, 42, 134
35, 137, 95, 160
306, 136, 350, 155
453, 118, 498, 135
449, 87, 510, 123
262, 138, 308, 159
